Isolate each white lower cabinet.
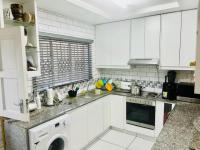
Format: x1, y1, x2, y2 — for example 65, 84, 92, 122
69, 106, 88, 150
110, 95, 126, 129
87, 100, 104, 142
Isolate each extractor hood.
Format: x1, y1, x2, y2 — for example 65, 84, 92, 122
128, 59, 160, 65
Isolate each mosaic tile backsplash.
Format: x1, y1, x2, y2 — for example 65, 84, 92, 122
97, 66, 195, 90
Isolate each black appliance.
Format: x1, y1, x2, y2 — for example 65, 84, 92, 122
126, 96, 156, 130
177, 82, 200, 99
162, 71, 177, 100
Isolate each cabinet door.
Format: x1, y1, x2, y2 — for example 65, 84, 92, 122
145, 15, 160, 59
110, 95, 125, 129
180, 10, 198, 67
96, 25, 112, 67
96, 21, 130, 68
87, 100, 104, 142
0, 26, 29, 122
69, 106, 88, 150
103, 95, 111, 130
110, 20, 130, 67
160, 12, 181, 67
131, 18, 145, 59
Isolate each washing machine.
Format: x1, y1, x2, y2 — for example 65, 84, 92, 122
29, 114, 69, 150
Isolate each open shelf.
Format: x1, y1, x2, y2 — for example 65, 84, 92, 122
4, 19, 35, 27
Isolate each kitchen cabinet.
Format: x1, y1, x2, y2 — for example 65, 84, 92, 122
96, 20, 130, 68
0, 0, 40, 122
87, 100, 104, 142
0, 27, 29, 122
131, 18, 145, 59
69, 106, 88, 150
110, 95, 126, 129
103, 95, 111, 130
131, 15, 160, 59
160, 12, 182, 68
145, 15, 160, 59
160, 10, 197, 70
180, 10, 197, 67
195, 3, 200, 94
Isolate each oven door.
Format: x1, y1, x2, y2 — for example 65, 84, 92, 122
126, 102, 155, 130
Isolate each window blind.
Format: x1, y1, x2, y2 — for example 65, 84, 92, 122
33, 36, 92, 91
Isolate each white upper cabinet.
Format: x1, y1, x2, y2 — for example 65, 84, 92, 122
131, 15, 160, 59
160, 12, 182, 68
0, 27, 29, 122
131, 18, 145, 59
96, 20, 130, 68
145, 15, 160, 59
180, 10, 198, 67
160, 10, 197, 70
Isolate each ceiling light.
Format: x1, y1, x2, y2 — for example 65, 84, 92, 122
136, 2, 180, 14
65, 0, 111, 18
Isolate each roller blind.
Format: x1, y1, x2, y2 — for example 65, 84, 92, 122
33, 36, 92, 91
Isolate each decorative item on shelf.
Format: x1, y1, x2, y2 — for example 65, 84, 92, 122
190, 61, 196, 67
24, 28, 28, 46
3, 8, 13, 20
10, 4, 23, 21
27, 55, 37, 71
23, 12, 35, 25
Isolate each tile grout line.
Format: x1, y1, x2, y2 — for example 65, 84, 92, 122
125, 135, 137, 150
100, 139, 127, 149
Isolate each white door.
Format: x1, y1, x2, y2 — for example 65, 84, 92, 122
110, 95, 125, 129
160, 12, 182, 67
69, 106, 88, 150
0, 26, 29, 122
145, 15, 160, 59
87, 100, 104, 142
131, 18, 145, 59
110, 20, 130, 67
180, 10, 198, 67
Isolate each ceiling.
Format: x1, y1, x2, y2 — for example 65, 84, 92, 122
37, 0, 199, 25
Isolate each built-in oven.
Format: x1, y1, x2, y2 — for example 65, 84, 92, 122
126, 97, 156, 130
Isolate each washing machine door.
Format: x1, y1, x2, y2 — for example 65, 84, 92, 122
46, 135, 68, 150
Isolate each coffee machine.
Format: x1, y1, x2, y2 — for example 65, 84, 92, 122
162, 71, 177, 100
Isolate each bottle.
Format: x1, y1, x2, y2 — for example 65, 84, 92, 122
36, 92, 41, 109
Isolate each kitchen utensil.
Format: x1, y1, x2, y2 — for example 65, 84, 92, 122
131, 84, 143, 96
68, 90, 77, 97
28, 101, 37, 112
11, 4, 23, 21
46, 88, 54, 106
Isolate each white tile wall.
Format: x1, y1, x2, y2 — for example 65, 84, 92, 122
27, 9, 97, 94
37, 9, 95, 40
98, 66, 194, 83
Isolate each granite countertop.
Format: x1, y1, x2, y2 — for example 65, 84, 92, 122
152, 101, 200, 150
6, 90, 176, 129
8, 91, 110, 129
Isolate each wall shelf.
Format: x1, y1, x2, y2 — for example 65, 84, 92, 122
4, 19, 35, 27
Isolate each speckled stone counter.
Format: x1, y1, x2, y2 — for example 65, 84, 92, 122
152, 101, 200, 150
8, 91, 110, 129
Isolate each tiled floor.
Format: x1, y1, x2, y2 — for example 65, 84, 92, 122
87, 130, 155, 150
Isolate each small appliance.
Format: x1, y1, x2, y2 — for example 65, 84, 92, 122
162, 71, 177, 100
177, 82, 200, 100
131, 84, 143, 96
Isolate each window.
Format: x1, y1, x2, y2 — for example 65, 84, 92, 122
33, 36, 92, 91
